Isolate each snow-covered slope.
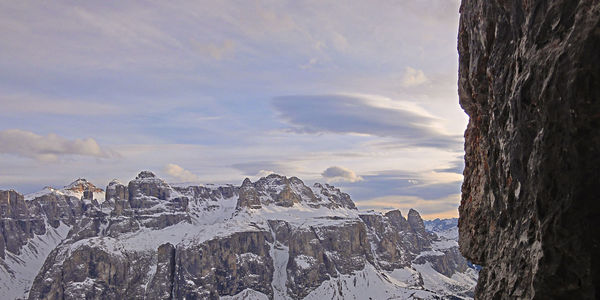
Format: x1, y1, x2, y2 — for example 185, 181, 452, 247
2, 172, 476, 299
424, 218, 459, 240
0, 222, 70, 300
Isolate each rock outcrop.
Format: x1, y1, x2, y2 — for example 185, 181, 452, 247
235, 174, 356, 210
0, 190, 44, 258
458, 0, 600, 298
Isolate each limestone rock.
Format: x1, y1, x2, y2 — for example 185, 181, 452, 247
128, 171, 172, 205
458, 0, 600, 298
173, 231, 274, 299
361, 209, 433, 271
236, 178, 262, 209
235, 174, 356, 210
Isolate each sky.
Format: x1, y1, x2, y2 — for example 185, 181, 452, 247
0, 0, 466, 219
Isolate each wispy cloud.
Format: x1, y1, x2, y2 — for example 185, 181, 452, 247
194, 40, 236, 60
335, 169, 461, 201
231, 161, 295, 177
321, 166, 363, 182
434, 158, 464, 174
272, 94, 461, 149
355, 194, 460, 219
402, 67, 428, 87
0, 93, 120, 116
0, 129, 117, 162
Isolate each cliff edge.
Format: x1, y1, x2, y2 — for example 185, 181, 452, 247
458, 0, 600, 298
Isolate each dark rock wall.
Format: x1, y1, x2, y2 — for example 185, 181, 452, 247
173, 231, 274, 299
28, 244, 155, 300
0, 190, 87, 258
458, 0, 600, 298
360, 210, 430, 270
0, 190, 36, 257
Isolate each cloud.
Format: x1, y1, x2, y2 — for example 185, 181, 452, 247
231, 161, 293, 176
321, 166, 363, 182
330, 169, 462, 203
0, 94, 121, 116
255, 170, 276, 178
0, 129, 116, 162
272, 94, 461, 149
194, 40, 235, 60
434, 158, 464, 174
354, 194, 460, 219
356, 194, 460, 219
164, 163, 200, 182
401, 67, 428, 87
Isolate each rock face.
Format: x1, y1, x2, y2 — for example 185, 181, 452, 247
2, 171, 477, 299
64, 178, 103, 194
0, 179, 105, 299
235, 174, 356, 210
173, 231, 274, 299
458, 0, 600, 298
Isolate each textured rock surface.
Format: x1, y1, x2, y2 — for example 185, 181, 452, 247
0, 190, 41, 258
458, 0, 600, 298
0, 189, 90, 259
236, 174, 356, 210
173, 231, 274, 299
360, 210, 427, 270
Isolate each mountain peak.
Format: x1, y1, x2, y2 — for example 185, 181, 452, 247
135, 171, 156, 179
65, 178, 88, 187
241, 178, 252, 186
384, 209, 404, 219
408, 208, 420, 217
108, 179, 123, 186
265, 173, 286, 179
64, 178, 103, 193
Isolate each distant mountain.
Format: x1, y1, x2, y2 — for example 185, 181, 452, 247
1, 172, 477, 299
424, 218, 459, 240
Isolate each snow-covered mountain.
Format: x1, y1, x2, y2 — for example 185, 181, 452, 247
0, 178, 104, 299
1, 172, 477, 299
424, 218, 459, 240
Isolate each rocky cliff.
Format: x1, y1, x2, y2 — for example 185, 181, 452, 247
0, 179, 106, 299
458, 0, 600, 298
1, 172, 477, 299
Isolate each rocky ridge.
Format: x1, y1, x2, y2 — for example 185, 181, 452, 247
0, 180, 101, 299
2, 172, 477, 299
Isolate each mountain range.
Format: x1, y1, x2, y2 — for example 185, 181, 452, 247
0, 171, 477, 299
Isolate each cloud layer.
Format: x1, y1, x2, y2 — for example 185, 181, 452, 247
272, 94, 461, 149
0, 129, 115, 162
356, 194, 461, 219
